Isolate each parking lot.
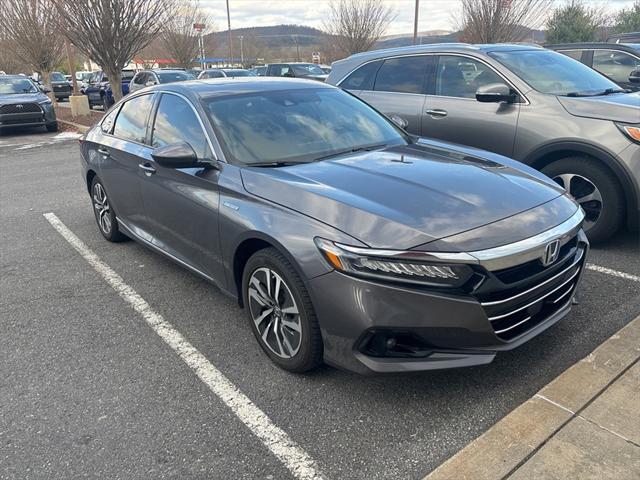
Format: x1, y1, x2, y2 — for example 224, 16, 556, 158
1, 130, 639, 479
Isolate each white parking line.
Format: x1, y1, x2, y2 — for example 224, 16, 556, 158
43, 212, 324, 480
586, 263, 640, 282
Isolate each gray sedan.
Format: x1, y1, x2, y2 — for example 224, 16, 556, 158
79, 78, 587, 374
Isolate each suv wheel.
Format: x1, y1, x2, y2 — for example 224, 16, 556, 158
542, 157, 624, 243
90, 176, 127, 242
242, 248, 323, 372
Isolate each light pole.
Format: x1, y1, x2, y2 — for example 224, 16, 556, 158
226, 0, 233, 66
413, 0, 420, 45
240, 35, 244, 67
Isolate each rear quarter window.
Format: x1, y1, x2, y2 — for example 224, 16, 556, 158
339, 60, 382, 91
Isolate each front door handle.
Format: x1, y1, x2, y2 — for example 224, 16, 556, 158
97, 146, 110, 156
425, 109, 448, 118
138, 163, 156, 175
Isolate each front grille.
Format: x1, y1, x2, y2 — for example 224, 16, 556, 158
0, 103, 42, 114
474, 239, 585, 341
1, 117, 44, 125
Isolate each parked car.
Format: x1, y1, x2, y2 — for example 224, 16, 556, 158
84, 70, 135, 109
319, 64, 332, 74
129, 69, 194, 94
327, 44, 640, 242
0, 75, 57, 133
197, 68, 256, 79
75, 71, 93, 93
265, 63, 328, 81
249, 65, 267, 76
50, 72, 71, 102
608, 32, 640, 43
79, 78, 588, 374
547, 43, 640, 92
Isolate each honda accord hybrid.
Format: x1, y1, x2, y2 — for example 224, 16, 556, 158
79, 78, 588, 374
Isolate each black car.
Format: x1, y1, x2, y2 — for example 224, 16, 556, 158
548, 42, 640, 91
0, 75, 57, 132
50, 72, 72, 101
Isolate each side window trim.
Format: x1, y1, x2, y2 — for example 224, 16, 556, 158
149, 91, 224, 162
432, 53, 527, 104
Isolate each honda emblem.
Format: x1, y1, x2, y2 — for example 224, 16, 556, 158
542, 239, 561, 267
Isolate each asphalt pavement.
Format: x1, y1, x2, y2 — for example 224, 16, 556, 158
1, 130, 639, 480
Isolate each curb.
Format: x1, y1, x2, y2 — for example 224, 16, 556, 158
423, 314, 640, 480
57, 118, 89, 133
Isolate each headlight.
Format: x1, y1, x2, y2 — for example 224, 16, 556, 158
616, 123, 640, 144
314, 238, 475, 288
38, 99, 52, 105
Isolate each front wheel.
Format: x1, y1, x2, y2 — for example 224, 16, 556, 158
542, 157, 625, 243
46, 122, 58, 132
242, 248, 323, 372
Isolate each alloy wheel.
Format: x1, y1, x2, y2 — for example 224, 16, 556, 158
93, 183, 112, 235
552, 173, 603, 231
247, 267, 302, 359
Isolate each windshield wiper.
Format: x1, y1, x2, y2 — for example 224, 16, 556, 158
566, 88, 627, 97
312, 143, 388, 162
247, 161, 309, 168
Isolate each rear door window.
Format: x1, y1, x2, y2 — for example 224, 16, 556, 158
373, 56, 431, 94
340, 60, 382, 91
112, 94, 155, 144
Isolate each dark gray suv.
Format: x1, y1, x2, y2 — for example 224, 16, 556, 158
327, 44, 640, 242
0, 75, 58, 133
80, 78, 587, 374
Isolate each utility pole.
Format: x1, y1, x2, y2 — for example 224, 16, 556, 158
240, 35, 244, 67
226, 0, 233, 66
413, 0, 420, 45
293, 35, 300, 62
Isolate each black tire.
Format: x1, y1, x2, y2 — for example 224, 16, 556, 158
542, 157, 625, 243
90, 176, 127, 242
242, 248, 323, 373
46, 122, 58, 132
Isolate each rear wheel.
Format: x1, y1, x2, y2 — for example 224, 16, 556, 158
542, 157, 625, 243
90, 176, 127, 242
242, 248, 323, 372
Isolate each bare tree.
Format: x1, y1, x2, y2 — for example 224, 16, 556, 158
457, 0, 553, 44
162, 0, 214, 68
51, 0, 177, 103
323, 0, 395, 56
0, 0, 64, 89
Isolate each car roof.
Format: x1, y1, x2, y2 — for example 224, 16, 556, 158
546, 42, 640, 54
148, 77, 334, 99
146, 69, 188, 73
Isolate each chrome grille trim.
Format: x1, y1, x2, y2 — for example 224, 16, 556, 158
481, 248, 584, 307
488, 266, 581, 322
494, 316, 532, 334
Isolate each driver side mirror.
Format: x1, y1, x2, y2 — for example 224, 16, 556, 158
390, 115, 409, 129
476, 83, 517, 103
151, 142, 214, 169
41, 86, 52, 94
629, 69, 640, 84
283, 71, 295, 77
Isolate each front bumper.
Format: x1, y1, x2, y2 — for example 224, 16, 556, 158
309, 225, 588, 374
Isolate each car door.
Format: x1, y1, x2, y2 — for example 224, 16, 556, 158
422, 55, 520, 157
138, 92, 223, 280
357, 55, 433, 135
96, 93, 156, 238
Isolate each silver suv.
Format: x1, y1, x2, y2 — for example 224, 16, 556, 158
327, 44, 640, 242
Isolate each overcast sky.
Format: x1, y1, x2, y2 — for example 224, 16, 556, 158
198, 0, 637, 35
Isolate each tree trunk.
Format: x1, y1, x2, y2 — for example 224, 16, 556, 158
106, 68, 123, 104
41, 70, 55, 102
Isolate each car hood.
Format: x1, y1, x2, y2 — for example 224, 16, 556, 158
241, 142, 565, 249
557, 92, 640, 123
0, 92, 48, 105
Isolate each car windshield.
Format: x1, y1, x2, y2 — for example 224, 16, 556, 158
0, 78, 39, 94
157, 71, 192, 83
50, 73, 66, 82
203, 88, 406, 165
291, 64, 325, 76
489, 49, 621, 96
222, 70, 255, 77
121, 71, 135, 80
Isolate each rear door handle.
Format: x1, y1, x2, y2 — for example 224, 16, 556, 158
97, 147, 110, 156
138, 163, 156, 175
425, 109, 448, 118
